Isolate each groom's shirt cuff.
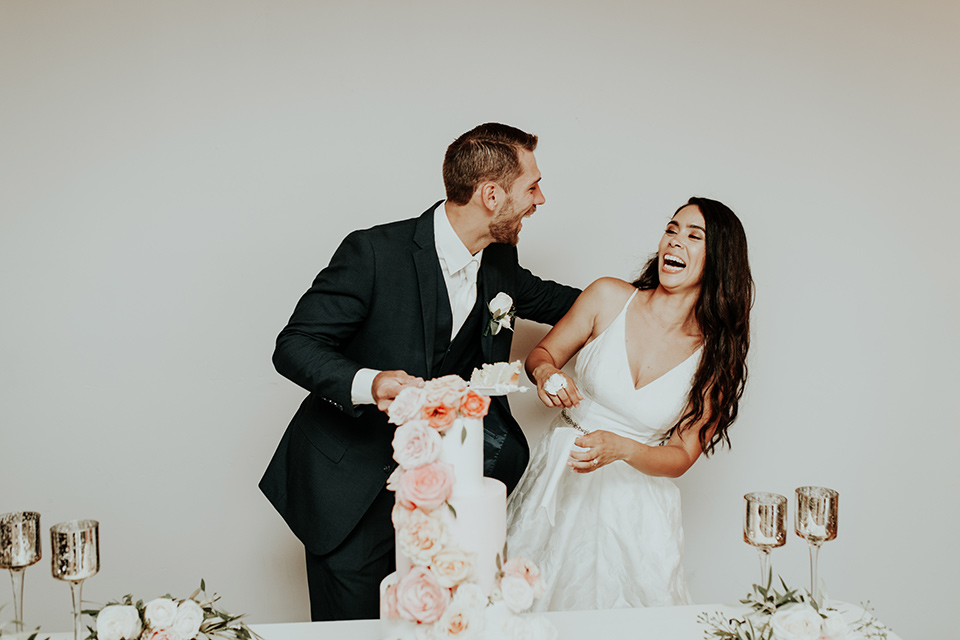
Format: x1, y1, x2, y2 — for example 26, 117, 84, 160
351, 368, 380, 406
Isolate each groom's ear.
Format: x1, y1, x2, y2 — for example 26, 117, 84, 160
478, 182, 502, 213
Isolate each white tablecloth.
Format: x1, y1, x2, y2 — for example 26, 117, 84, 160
246, 602, 903, 640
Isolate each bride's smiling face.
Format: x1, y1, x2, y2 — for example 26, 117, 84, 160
658, 205, 706, 291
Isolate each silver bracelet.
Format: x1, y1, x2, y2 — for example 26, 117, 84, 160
560, 409, 588, 434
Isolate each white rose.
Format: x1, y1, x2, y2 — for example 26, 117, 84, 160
770, 604, 824, 640
489, 292, 512, 316
144, 598, 178, 629
499, 575, 534, 613
392, 421, 442, 469
96, 604, 143, 640
819, 610, 852, 640
172, 599, 204, 640
488, 293, 514, 334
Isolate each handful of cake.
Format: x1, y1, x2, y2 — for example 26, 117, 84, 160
468, 360, 527, 396
380, 372, 555, 640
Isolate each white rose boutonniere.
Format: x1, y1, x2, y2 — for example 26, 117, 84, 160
486, 292, 516, 336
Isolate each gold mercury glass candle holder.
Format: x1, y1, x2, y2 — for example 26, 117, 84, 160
50, 519, 100, 640
743, 493, 786, 584
0, 511, 42, 632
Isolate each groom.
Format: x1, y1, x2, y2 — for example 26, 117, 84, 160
259, 122, 580, 621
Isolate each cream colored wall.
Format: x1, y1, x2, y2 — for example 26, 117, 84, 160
1, 1, 957, 638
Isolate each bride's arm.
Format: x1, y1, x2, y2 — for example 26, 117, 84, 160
570, 413, 718, 478
525, 278, 627, 408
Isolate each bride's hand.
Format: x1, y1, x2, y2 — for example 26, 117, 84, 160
532, 364, 582, 408
568, 430, 630, 473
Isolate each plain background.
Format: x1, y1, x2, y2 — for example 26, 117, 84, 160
1, 2, 957, 638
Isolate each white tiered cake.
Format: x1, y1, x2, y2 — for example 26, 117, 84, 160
379, 370, 554, 640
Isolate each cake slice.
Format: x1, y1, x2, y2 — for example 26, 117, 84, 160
469, 360, 522, 389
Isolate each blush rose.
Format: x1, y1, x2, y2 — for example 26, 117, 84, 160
395, 566, 451, 624
392, 420, 442, 469
397, 509, 445, 566
391, 461, 455, 512
459, 390, 490, 419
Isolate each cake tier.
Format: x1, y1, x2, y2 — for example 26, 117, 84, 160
394, 477, 506, 595
439, 416, 483, 495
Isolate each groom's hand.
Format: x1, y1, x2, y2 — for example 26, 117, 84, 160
372, 370, 424, 412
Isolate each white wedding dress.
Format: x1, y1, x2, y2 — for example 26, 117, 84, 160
505, 289, 699, 611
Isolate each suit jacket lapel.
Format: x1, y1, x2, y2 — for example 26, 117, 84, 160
414, 206, 441, 378
478, 252, 497, 363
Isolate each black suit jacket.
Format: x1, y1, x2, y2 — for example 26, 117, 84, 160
259, 204, 580, 555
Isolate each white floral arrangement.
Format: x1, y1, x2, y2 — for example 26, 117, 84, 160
382, 375, 554, 639
698, 576, 890, 640
84, 581, 260, 640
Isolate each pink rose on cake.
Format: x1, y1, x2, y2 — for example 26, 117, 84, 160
392, 420, 442, 469
421, 401, 458, 432
424, 375, 468, 406
502, 557, 546, 599
395, 566, 451, 624
397, 508, 445, 566
430, 546, 476, 587
388, 386, 427, 425
389, 461, 455, 512
380, 574, 401, 620
392, 502, 413, 528
459, 390, 491, 419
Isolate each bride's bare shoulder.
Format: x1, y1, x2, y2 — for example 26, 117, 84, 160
577, 278, 637, 330
581, 277, 637, 304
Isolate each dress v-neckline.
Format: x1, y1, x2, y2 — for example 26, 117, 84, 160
616, 290, 701, 392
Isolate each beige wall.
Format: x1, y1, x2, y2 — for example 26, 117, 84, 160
1, 1, 957, 638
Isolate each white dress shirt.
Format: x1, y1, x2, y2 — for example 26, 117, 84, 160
351, 202, 483, 405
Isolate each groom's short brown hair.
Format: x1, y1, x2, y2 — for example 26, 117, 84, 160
442, 123, 538, 206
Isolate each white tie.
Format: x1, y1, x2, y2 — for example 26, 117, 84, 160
451, 259, 479, 339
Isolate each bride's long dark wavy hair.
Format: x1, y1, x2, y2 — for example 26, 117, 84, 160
633, 197, 753, 455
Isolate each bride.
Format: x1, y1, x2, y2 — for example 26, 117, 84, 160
505, 196, 753, 611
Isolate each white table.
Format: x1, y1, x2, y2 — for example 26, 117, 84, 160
247, 602, 903, 640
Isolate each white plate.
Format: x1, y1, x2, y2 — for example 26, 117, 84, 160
468, 384, 529, 396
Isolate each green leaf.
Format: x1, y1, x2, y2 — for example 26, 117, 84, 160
446, 502, 457, 518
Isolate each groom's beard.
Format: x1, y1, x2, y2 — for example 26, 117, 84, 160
489, 196, 533, 246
